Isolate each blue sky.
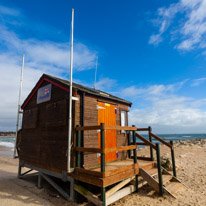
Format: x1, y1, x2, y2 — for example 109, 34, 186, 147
0, 0, 206, 133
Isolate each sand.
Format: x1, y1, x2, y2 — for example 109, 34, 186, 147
0, 146, 13, 158
0, 139, 206, 206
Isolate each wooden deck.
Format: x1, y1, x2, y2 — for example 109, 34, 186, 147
69, 159, 156, 187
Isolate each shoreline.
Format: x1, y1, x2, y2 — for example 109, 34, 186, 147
0, 138, 206, 205
0, 134, 15, 137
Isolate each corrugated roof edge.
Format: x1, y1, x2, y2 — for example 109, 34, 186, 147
21, 73, 132, 108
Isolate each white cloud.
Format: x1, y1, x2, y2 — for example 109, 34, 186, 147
0, 5, 97, 131
0, 25, 97, 72
121, 80, 187, 98
121, 80, 206, 133
149, 0, 206, 52
95, 78, 116, 91
191, 77, 206, 86
149, 34, 163, 45
129, 106, 206, 133
0, 5, 20, 16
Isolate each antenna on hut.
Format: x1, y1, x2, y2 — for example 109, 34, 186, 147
13, 54, 24, 158
93, 56, 98, 89
67, 8, 74, 173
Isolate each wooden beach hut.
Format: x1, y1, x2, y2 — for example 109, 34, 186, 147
16, 74, 184, 205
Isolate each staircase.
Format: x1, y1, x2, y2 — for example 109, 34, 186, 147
139, 165, 184, 197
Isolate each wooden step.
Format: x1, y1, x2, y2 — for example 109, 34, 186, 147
165, 182, 184, 194
146, 168, 158, 176
162, 174, 173, 185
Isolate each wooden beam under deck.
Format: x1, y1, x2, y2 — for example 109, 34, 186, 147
75, 163, 139, 178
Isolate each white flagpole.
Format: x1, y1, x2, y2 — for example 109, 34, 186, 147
67, 8, 74, 173
13, 54, 24, 158
94, 56, 98, 89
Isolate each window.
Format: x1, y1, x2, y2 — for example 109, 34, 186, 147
120, 110, 127, 133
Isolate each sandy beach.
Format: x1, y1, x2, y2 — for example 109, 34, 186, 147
0, 139, 206, 206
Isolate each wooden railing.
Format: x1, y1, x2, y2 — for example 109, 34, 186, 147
76, 125, 137, 131
75, 123, 138, 170
134, 126, 177, 196
75, 123, 139, 204
75, 124, 177, 197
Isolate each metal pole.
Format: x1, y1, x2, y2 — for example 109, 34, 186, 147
76, 125, 81, 168
156, 143, 163, 196
148, 126, 154, 161
128, 132, 131, 158
100, 122, 106, 206
94, 56, 98, 89
38, 173, 43, 189
13, 54, 24, 158
170, 141, 177, 177
67, 8, 74, 173
100, 123, 105, 173
101, 187, 106, 206
18, 162, 22, 178
132, 125, 138, 193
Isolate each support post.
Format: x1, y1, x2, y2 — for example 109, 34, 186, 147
40, 173, 70, 200
128, 132, 131, 158
101, 187, 106, 206
148, 126, 154, 161
75, 125, 81, 202
76, 125, 81, 168
38, 173, 43, 189
100, 123, 105, 173
18, 163, 22, 178
70, 178, 74, 201
170, 141, 177, 177
132, 125, 138, 193
100, 123, 106, 206
156, 143, 163, 196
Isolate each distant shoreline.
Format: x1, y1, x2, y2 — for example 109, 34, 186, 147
0, 134, 15, 137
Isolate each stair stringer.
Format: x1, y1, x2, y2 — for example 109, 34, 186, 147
139, 168, 178, 198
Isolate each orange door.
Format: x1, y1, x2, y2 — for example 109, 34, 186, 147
98, 102, 117, 162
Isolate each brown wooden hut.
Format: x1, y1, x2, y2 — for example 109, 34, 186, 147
16, 74, 182, 206
17, 73, 132, 172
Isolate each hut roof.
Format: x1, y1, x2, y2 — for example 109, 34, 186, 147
21, 74, 132, 109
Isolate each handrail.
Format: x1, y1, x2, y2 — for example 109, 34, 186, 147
76, 125, 137, 131
149, 132, 172, 149
76, 125, 102, 131
136, 128, 149, 131
136, 142, 149, 146
104, 145, 137, 154
104, 125, 137, 131
135, 133, 156, 150
75, 147, 102, 153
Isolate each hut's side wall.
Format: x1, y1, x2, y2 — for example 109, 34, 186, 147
83, 94, 129, 169
18, 81, 76, 173
18, 80, 130, 171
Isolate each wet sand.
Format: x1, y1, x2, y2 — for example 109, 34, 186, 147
0, 139, 206, 206
0, 146, 13, 158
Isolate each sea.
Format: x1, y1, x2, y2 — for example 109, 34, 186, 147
0, 134, 206, 150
